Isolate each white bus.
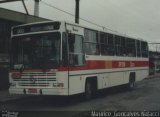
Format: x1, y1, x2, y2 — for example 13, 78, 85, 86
9, 21, 149, 100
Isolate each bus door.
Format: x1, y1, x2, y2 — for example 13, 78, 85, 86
66, 24, 85, 94
68, 33, 84, 67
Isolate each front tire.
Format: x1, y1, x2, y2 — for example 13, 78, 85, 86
85, 81, 93, 100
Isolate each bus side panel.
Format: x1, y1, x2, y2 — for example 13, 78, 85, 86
123, 71, 130, 84
108, 72, 124, 87
68, 73, 85, 95
136, 70, 142, 81
136, 68, 149, 82
57, 71, 69, 89
123, 68, 149, 83
98, 73, 109, 89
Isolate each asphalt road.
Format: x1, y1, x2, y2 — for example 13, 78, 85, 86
0, 77, 160, 117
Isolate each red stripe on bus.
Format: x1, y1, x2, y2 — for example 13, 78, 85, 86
10, 60, 149, 72
58, 60, 149, 71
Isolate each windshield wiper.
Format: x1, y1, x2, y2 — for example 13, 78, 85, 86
14, 64, 24, 72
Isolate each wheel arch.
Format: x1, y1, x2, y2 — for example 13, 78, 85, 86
129, 72, 136, 82
84, 76, 98, 92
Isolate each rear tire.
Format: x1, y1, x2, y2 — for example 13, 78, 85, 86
128, 78, 135, 90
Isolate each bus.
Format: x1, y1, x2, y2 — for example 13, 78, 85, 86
9, 21, 149, 100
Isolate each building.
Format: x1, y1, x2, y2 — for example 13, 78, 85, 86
149, 51, 160, 75
0, 7, 49, 89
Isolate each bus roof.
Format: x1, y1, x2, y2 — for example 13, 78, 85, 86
12, 20, 147, 42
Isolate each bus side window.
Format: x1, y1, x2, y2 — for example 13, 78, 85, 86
115, 35, 122, 56
108, 34, 115, 56
84, 29, 100, 55
141, 41, 148, 58
126, 38, 136, 57
100, 32, 108, 55
136, 40, 141, 57
121, 37, 126, 56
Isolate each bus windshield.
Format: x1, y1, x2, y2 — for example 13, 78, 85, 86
11, 32, 61, 69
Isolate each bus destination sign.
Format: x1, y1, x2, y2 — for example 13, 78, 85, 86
13, 22, 60, 35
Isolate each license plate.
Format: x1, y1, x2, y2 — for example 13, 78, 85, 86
28, 88, 37, 93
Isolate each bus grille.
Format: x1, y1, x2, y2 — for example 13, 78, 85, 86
13, 72, 56, 87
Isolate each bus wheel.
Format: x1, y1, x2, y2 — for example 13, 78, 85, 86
128, 78, 135, 90
85, 81, 93, 100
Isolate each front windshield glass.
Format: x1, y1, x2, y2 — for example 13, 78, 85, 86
11, 32, 61, 69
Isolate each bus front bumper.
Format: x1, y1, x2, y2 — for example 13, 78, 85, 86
9, 88, 69, 96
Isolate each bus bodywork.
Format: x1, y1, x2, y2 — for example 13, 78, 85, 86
9, 21, 149, 98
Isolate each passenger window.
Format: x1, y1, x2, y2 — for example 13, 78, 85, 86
141, 42, 148, 58
121, 37, 126, 56
100, 32, 108, 55
115, 35, 122, 56
84, 29, 100, 55
84, 29, 98, 43
99, 33, 115, 56
126, 38, 136, 57
136, 40, 141, 57
107, 34, 115, 56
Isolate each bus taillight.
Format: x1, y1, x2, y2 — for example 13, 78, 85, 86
11, 73, 21, 79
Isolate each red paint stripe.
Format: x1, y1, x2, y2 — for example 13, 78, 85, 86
58, 60, 149, 71
10, 60, 149, 72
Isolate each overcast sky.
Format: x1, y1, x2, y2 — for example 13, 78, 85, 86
0, 0, 160, 50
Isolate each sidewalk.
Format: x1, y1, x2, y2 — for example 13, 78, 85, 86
148, 73, 160, 79
0, 90, 26, 103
